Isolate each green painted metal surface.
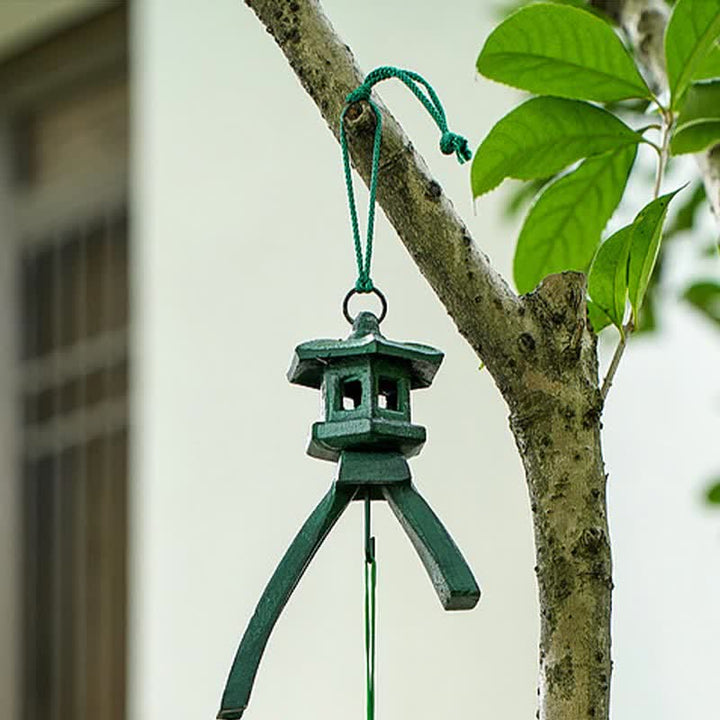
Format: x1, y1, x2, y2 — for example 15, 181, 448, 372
309, 415, 427, 462
218, 313, 480, 719
336, 450, 411, 485
384, 483, 480, 610
218, 484, 356, 719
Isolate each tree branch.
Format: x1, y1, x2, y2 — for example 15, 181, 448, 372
245, 3, 613, 719
513, 273, 611, 720
244, 0, 528, 398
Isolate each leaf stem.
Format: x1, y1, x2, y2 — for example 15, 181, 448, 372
649, 94, 669, 117
601, 321, 633, 399
652, 110, 673, 200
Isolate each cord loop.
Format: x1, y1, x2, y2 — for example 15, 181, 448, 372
340, 66, 471, 316
346, 85, 372, 103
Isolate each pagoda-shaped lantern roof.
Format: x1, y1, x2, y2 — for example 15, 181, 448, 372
287, 312, 444, 389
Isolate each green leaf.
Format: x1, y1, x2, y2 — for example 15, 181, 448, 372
694, 42, 720, 81
588, 224, 633, 330
503, 176, 554, 219
706, 480, 720, 505
471, 97, 643, 196
587, 300, 613, 333
665, 0, 720, 109
671, 120, 720, 154
670, 81, 720, 154
513, 145, 637, 293
627, 189, 682, 323
478, 3, 651, 102
683, 280, 720, 327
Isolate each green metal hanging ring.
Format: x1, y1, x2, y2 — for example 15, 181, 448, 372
343, 287, 387, 325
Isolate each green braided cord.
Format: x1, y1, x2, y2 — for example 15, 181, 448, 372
341, 101, 382, 293
364, 496, 377, 720
340, 66, 471, 294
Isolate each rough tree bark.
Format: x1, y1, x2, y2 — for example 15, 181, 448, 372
246, 1, 613, 719
592, 0, 720, 222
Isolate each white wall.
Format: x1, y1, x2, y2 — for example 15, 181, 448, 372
132, 2, 536, 718
132, 2, 720, 720
605, 285, 720, 717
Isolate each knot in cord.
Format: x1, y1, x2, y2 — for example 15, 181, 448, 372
440, 131, 472, 164
355, 276, 374, 293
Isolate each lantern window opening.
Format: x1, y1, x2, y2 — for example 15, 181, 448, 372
340, 377, 363, 410
377, 376, 399, 412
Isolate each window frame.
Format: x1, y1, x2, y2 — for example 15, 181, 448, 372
0, 6, 130, 720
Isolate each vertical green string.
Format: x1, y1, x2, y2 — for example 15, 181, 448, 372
340, 66, 472, 295
364, 493, 377, 720
345, 67, 469, 718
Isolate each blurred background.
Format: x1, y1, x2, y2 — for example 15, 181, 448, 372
0, 1, 717, 719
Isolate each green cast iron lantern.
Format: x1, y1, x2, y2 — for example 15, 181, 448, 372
291, 309, 439, 463
218, 310, 481, 720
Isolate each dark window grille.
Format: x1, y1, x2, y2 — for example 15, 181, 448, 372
20, 209, 129, 720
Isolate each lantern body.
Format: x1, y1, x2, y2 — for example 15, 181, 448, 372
287, 312, 443, 461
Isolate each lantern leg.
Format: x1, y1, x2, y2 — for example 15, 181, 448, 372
218, 483, 355, 720
382, 482, 480, 611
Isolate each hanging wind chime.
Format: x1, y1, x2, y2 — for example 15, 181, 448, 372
218, 67, 480, 720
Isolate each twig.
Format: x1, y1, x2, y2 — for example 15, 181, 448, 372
652, 110, 672, 200
601, 322, 633, 399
